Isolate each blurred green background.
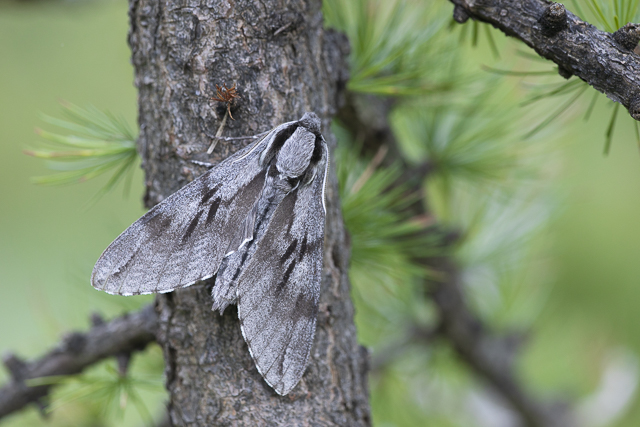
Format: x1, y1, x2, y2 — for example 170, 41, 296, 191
2, 0, 640, 426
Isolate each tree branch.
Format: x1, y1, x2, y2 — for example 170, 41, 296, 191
0, 304, 157, 420
448, 0, 640, 120
428, 257, 575, 427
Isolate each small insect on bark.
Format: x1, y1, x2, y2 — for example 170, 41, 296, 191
91, 112, 328, 395
211, 83, 239, 119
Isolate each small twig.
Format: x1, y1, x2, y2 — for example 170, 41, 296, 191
206, 120, 271, 155
214, 130, 270, 142
207, 110, 229, 154
207, 83, 241, 154
0, 305, 157, 420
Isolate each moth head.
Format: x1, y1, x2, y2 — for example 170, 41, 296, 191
298, 112, 321, 135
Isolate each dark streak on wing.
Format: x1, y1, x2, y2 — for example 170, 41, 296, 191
309, 136, 324, 164
183, 211, 203, 243
261, 124, 298, 165
273, 260, 297, 299
284, 194, 299, 235
298, 235, 307, 261
206, 197, 221, 224
231, 252, 250, 282
281, 239, 298, 265
201, 184, 220, 204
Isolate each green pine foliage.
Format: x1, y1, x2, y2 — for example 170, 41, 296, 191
25, 103, 138, 203
336, 131, 439, 346
27, 352, 165, 427
568, 0, 640, 31
323, 0, 460, 96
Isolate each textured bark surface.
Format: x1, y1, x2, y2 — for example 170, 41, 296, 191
128, 0, 370, 425
449, 0, 640, 120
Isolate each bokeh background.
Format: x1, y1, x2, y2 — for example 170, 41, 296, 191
2, 0, 640, 426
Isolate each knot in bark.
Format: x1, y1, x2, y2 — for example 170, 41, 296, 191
453, 5, 470, 24
557, 65, 573, 79
539, 3, 567, 37
613, 23, 640, 50
2, 353, 27, 381
629, 95, 640, 121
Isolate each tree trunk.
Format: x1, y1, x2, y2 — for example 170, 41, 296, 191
128, 0, 370, 425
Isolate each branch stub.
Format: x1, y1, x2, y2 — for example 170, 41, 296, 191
613, 23, 640, 51
629, 95, 640, 120
453, 5, 470, 24
539, 3, 567, 37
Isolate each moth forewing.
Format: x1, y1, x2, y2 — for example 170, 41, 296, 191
91, 112, 327, 396
91, 141, 269, 295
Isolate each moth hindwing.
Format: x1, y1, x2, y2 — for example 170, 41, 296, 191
91, 112, 328, 396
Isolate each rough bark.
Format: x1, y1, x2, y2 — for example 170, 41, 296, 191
0, 305, 157, 420
128, 0, 370, 425
448, 0, 640, 120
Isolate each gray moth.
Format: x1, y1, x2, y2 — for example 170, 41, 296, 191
91, 112, 328, 396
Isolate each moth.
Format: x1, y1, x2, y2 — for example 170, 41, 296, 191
91, 112, 328, 395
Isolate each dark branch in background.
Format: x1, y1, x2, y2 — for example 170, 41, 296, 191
449, 0, 640, 120
0, 304, 157, 420
337, 97, 577, 427
427, 257, 575, 427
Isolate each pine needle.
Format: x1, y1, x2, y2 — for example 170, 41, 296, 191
524, 84, 588, 139
24, 103, 138, 202
604, 102, 620, 155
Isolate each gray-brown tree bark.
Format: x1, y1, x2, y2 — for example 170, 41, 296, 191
128, 0, 370, 425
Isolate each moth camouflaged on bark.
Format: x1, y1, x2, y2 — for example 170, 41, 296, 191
91, 112, 328, 396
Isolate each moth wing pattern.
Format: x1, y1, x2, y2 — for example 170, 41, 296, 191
236, 144, 328, 395
91, 120, 298, 296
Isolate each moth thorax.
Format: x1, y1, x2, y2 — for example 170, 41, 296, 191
276, 127, 315, 178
